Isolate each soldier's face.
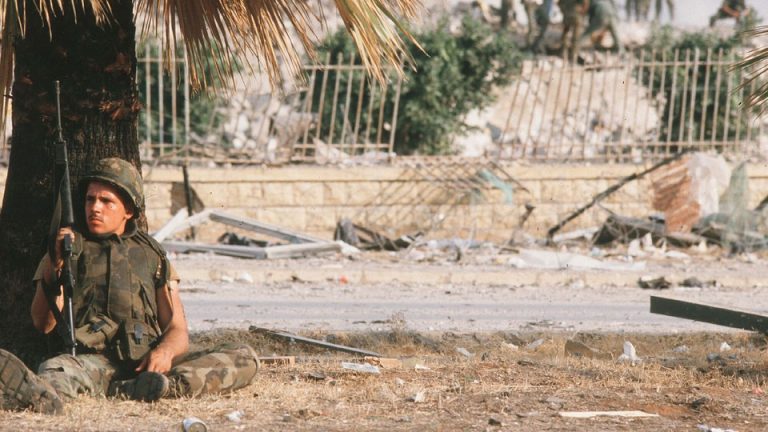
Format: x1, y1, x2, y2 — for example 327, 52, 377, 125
85, 182, 134, 236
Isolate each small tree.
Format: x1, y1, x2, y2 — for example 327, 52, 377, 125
315, 16, 522, 155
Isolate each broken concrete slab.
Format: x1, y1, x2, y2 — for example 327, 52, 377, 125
163, 241, 268, 259
341, 362, 381, 374
508, 248, 646, 271
156, 209, 345, 259
163, 240, 343, 260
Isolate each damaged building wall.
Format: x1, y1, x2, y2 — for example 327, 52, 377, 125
1, 163, 767, 241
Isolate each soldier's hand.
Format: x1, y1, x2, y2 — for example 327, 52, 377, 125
52, 228, 75, 270
136, 346, 175, 374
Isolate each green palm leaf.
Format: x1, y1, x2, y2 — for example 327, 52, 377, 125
736, 25, 768, 113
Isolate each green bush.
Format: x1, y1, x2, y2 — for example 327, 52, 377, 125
314, 16, 522, 155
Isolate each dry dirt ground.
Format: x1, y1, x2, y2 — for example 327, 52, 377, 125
3, 246, 768, 431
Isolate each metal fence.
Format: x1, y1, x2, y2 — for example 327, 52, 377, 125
496, 49, 767, 163
0, 47, 765, 166
139, 46, 403, 165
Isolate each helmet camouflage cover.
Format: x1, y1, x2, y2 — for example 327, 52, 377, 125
80, 158, 144, 213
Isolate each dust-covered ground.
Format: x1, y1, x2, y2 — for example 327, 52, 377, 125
3, 246, 768, 431
3, 331, 768, 431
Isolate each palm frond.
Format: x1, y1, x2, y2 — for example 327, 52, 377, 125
735, 25, 768, 113
0, 0, 420, 141
333, 0, 421, 82
137, 0, 420, 89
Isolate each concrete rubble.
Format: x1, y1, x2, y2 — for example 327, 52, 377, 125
460, 56, 662, 160
153, 208, 356, 260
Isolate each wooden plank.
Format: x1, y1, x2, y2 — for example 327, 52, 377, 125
252, 327, 381, 357
650, 296, 768, 333
209, 210, 325, 244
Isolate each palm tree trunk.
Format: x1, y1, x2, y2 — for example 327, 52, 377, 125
0, 0, 140, 365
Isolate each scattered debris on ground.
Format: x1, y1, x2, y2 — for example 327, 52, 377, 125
8, 330, 766, 430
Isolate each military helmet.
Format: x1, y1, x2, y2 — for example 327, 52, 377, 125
80, 157, 144, 214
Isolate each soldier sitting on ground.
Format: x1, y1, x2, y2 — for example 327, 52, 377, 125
579, 0, 624, 54
0, 157, 260, 414
709, 0, 749, 27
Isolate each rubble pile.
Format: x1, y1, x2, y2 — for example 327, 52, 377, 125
458, 57, 662, 159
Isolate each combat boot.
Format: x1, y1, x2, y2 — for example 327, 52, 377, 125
109, 371, 169, 402
0, 349, 63, 415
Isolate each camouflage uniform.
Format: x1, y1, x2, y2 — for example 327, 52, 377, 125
559, 0, 587, 61
709, 0, 746, 26
37, 343, 259, 399
654, 0, 674, 21
530, 0, 555, 53
580, 0, 623, 53
27, 158, 259, 403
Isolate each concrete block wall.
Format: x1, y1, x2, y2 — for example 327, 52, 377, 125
2, 162, 768, 242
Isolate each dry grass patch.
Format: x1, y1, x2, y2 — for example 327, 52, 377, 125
1, 330, 768, 431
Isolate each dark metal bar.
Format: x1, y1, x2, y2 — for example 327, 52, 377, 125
252, 327, 382, 357
650, 296, 768, 334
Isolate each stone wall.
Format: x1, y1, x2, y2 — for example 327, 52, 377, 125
2, 163, 767, 242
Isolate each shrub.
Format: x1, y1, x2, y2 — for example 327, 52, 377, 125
314, 16, 522, 155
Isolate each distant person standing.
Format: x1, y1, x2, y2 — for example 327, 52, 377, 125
625, 0, 651, 21
560, 0, 588, 61
709, 0, 748, 26
530, 0, 555, 53
580, 0, 624, 53
653, 0, 675, 21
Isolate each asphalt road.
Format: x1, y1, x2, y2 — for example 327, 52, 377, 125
172, 254, 768, 334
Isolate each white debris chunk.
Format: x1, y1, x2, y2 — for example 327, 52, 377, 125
617, 341, 641, 365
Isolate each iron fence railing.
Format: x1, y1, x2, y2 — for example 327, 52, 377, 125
139, 46, 402, 165
0, 47, 765, 166
496, 49, 767, 162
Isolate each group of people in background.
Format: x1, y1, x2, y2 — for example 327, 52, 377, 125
486, 0, 753, 61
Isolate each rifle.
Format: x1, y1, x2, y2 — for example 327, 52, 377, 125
47, 81, 77, 356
